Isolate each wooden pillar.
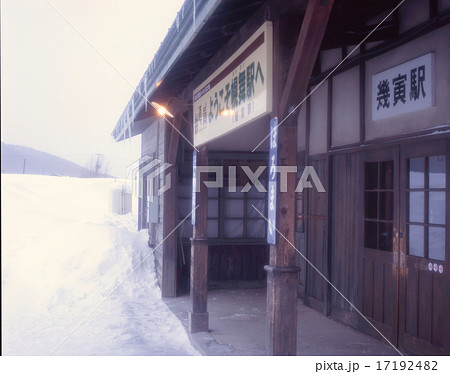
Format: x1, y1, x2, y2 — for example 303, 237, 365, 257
188, 147, 209, 332
161, 163, 178, 297
266, 123, 299, 355
266, 0, 334, 355
162, 111, 183, 298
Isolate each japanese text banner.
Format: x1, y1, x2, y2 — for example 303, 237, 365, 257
372, 53, 434, 121
193, 22, 273, 147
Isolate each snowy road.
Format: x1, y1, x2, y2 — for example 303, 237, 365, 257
2, 175, 198, 355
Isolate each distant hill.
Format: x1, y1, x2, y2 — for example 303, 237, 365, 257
1, 143, 91, 177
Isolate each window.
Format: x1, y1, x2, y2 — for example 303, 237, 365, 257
364, 160, 394, 251
407, 155, 446, 261
214, 157, 266, 240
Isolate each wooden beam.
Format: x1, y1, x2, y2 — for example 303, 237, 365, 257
278, 0, 334, 119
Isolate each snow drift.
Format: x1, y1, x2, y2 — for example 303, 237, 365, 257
2, 175, 198, 355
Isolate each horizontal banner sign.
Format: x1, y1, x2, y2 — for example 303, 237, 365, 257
193, 21, 273, 147
372, 53, 434, 121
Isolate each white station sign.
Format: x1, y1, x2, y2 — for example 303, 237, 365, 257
193, 21, 273, 147
372, 53, 434, 121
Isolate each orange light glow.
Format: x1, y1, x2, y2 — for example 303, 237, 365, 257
151, 101, 174, 118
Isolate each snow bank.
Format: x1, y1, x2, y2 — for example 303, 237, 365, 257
2, 175, 198, 355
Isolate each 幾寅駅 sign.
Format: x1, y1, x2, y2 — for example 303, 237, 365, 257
193, 21, 273, 147
372, 53, 435, 121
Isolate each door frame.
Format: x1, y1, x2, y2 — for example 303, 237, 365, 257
398, 138, 450, 355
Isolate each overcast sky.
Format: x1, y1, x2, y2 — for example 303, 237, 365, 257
1, 0, 185, 177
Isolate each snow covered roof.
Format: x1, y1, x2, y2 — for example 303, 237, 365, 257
111, 0, 267, 142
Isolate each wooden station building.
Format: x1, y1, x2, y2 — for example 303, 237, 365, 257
112, 0, 450, 355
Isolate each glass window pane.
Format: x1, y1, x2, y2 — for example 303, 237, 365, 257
247, 188, 266, 198
429, 227, 445, 261
247, 219, 266, 238
364, 221, 377, 249
409, 157, 425, 188
224, 219, 244, 238
208, 188, 219, 198
365, 162, 378, 190
379, 192, 393, 221
429, 155, 446, 188
429, 192, 446, 224
380, 161, 393, 190
247, 199, 265, 218
408, 225, 424, 257
409, 192, 424, 223
224, 190, 244, 199
224, 199, 244, 218
365, 192, 378, 219
207, 219, 218, 238
207, 199, 219, 218
379, 222, 393, 251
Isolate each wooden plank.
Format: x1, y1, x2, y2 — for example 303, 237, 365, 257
362, 258, 374, 319
242, 246, 250, 281
219, 246, 227, 281
405, 268, 418, 337
431, 274, 443, 348
383, 262, 394, 327
373, 260, 384, 323
212, 246, 220, 281
418, 270, 432, 343
250, 246, 257, 280
235, 246, 242, 280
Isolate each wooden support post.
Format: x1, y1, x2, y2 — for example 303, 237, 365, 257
266, 122, 299, 355
189, 147, 209, 332
161, 163, 178, 297
162, 112, 183, 298
266, 0, 334, 356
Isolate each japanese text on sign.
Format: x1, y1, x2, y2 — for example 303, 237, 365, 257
372, 53, 434, 120
193, 22, 273, 147
267, 117, 278, 245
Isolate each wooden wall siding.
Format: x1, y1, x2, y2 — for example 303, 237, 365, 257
306, 157, 328, 304
330, 153, 361, 314
208, 244, 269, 283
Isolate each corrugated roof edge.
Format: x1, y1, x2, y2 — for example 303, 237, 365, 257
112, 0, 223, 142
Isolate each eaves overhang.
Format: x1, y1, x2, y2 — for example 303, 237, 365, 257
111, 0, 402, 142
111, 0, 223, 142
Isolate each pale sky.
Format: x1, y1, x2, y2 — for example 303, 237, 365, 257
1, 0, 185, 177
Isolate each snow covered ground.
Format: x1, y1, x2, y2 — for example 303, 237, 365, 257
1, 175, 198, 356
